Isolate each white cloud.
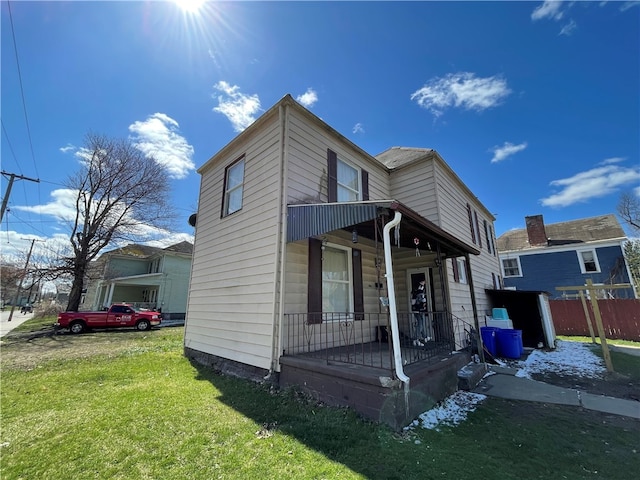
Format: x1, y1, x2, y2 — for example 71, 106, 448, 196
600, 156, 625, 165
352, 123, 364, 134
540, 163, 640, 207
129, 113, 195, 180
296, 88, 318, 108
13, 188, 79, 221
559, 19, 577, 36
212, 81, 261, 132
59, 143, 75, 153
531, 1, 565, 21
620, 1, 640, 12
490, 141, 528, 164
411, 72, 511, 118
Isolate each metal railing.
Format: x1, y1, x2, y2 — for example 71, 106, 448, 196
283, 310, 474, 369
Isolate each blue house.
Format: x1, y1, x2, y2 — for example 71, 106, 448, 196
496, 214, 636, 299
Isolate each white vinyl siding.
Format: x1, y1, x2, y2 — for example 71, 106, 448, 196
185, 113, 281, 370
286, 108, 390, 204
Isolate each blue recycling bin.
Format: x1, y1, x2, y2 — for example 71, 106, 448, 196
496, 329, 523, 359
480, 327, 499, 357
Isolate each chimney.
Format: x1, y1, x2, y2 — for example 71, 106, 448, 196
525, 215, 548, 246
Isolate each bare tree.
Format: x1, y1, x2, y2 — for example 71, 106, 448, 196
617, 192, 640, 234
62, 133, 173, 311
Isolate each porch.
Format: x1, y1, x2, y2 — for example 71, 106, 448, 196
280, 311, 476, 430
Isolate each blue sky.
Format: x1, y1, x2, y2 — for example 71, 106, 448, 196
2, 0, 639, 262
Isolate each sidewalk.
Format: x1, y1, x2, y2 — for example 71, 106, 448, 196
0, 309, 35, 338
473, 364, 640, 420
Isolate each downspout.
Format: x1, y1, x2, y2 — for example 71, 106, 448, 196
383, 211, 409, 389
268, 102, 289, 379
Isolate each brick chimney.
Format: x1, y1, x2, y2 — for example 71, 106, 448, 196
525, 215, 548, 246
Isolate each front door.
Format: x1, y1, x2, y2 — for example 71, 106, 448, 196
407, 268, 434, 312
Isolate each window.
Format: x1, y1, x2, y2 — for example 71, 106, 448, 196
222, 157, 245, 216
484, 220, 492, 254
467, 204, 477, 244
502, 258, 521, 277
474, 211, 482, 248
578, 250, 600, 273
322, 245, 353, 314
337, 159, 360, 201
327, 149, 369, 202
451, 257, 467, 284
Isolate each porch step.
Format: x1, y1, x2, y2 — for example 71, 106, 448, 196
457, 362, 488, 391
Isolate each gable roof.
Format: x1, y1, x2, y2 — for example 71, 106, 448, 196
99, 241, 194, 260
162, 241, 194, 255
497, 214, 626, 252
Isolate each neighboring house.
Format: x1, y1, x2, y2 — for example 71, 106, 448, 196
184, 94, 502, 429
82, 241, 193, 319
497, 214, 636, 299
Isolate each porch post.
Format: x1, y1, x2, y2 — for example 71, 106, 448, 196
106, 282, 115, 308
464, 253, 484, 363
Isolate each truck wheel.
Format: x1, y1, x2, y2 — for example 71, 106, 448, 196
136, 319, 151, 331
69, 321, 86, 334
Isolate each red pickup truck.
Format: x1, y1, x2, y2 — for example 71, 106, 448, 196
56, 304, 162, 334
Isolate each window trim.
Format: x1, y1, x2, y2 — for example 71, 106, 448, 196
577, 249, 601, 274
502, 257, 522, 278
221, 155, 245, 217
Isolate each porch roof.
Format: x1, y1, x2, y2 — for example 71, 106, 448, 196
287, 200, 480, 258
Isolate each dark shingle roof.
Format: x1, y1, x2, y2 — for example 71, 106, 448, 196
497, 214, 626, 252
163, 241, 193, 255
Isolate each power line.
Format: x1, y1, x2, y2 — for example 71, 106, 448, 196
6, 0, 39, 179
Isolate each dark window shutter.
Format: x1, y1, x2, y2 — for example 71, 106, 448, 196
452, 258, 460, 283
361, 169, 369, 201
352, 248, 364, 320
467, 204, 476, 244
474, 211, 482, 248
490, 226, 496, 256
308, 238, 323, 323
484, 220, 491, 253
327, 149, 337, 203
220, 165, 229, 218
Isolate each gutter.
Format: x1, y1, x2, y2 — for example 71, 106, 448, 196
383, 211, 409, 387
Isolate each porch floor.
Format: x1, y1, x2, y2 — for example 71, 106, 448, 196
290, 339, 455, 371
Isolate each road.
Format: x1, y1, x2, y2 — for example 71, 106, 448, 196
0, 309, 35, 338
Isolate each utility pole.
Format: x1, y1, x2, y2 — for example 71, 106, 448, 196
7, 238, 41, 322
1, 171, 40, 222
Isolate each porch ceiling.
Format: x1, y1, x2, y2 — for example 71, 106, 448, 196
287, 201, 479, 258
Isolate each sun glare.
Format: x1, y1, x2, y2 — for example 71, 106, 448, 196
175, 0, 205, 14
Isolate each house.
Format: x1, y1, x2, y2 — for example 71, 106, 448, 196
184, 94, 502, 429
82, 241, 193, 319
496, 214, 636, 299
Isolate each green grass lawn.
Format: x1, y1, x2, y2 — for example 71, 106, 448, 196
1, 321, 638, 480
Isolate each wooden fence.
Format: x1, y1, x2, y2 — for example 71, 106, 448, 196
549, 299, 640, 341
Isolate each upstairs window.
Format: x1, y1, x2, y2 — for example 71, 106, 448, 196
578, 250, 600, 273
327, 149, 369, 202
502, 258, 521, 277
222, 156, 245, 216
337, 160, 360, 201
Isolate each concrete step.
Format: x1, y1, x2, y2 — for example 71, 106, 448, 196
457, 361, 488, 391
